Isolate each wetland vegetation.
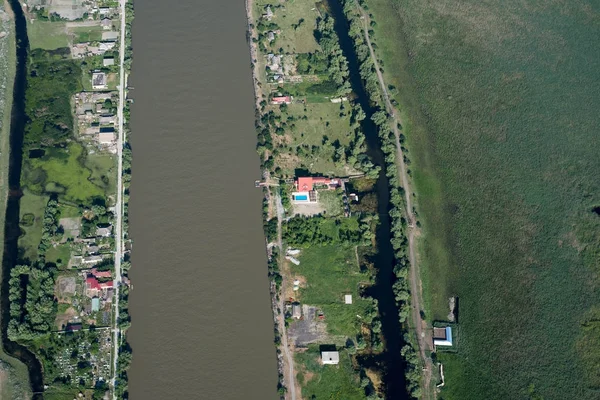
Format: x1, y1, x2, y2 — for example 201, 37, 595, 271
363, 0, 600, 397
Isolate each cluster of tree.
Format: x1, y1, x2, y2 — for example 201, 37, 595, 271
124, 1, 134, 71
340, 1, 421, 397
315, 16, 351, 96
115, 342, 132, 399
37, 197, 60, 259
7, 263, 56, 341
283, 215, 371, 247
296, 52, 329, 75
25, 50, 83, 148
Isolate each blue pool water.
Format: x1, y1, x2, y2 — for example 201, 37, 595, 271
294, 195, 308, 201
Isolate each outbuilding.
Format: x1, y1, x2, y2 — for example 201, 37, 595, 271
321, 351, 339, 365
433, 326, 453, 347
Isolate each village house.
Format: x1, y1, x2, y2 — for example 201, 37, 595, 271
98, 130, 116, 145
103, 57, 115, 67
100, 17, 112, 29
267, 31, 275, 42
92, 72, 108, 89
321, 351, 340, 365
91, 297, 100, 312
99, 114, 116, 125
85, 276, 114, 297
292, 303, 302, 319
90, 268, 112, 279
262, 5, 273, 20
291, 176, 341, 204
96, 225, 113, 237
271, 96, 292, 105
82, 255, 103, 265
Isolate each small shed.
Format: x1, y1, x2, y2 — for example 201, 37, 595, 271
321, 351, 339, 365
433, 326, 453, 347
344, 294, 352, 304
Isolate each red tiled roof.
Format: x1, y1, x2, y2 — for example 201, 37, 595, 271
86, 276, 113, 290
91, 268, 112, 278
295, 177, 333, 191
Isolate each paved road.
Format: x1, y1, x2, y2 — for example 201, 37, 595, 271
111, 0, 127, 397
357, 6, 435, 398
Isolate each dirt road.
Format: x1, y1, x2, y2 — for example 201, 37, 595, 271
357, 6, 434, 398
275, 192, 297, 400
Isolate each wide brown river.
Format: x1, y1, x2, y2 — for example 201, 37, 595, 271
127, 0, 278, 398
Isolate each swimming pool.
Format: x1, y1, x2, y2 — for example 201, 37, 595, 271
294, 195, 308, 201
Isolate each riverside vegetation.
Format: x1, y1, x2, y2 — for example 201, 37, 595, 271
361, 0, 600, 398
2, 0, 134, 398
250, 0, 423, 398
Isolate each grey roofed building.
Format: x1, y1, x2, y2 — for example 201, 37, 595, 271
92, 72, 107, 89
292, 303, 301, 319
103, 57, 115, 67
99, 114, 116, 124
321, 351, 339, 365
96, 226, 112, 237
102, 31, 119, 42
98, 131, 116, 144
267, 31, 275, 42
82, 255, 103, 265
100, 17, 112, 28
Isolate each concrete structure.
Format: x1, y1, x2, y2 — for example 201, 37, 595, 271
321, 351, 340, 365
99, 114, 116, 124
344, 294, 352, 304
91, 297, 100, 312
103, 57, 115, 66
82, 255, 103, 265
433, 326, 453, 347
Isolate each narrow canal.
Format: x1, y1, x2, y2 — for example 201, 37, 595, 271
327, 0, 409, 398
2, 0, 44, 397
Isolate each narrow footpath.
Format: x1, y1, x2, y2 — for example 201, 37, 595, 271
357, 5, 435, 398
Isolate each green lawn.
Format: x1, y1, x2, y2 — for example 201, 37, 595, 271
255, 0, 320, 53
27, 21, 68, 50
367, 0, 600, 398
18, 189, 49, 262
85, 153, 117, 195
27, 142, 105, 203
45, 244, 72, 267
70, 26, 104, 43
293, 246, 371, 337
274, 102, 359, 177
295, 346, 365, 400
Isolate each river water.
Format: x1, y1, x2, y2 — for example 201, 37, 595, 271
127, 0, 278, 398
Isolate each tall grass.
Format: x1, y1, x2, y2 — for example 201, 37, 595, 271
366, 0, 600, 398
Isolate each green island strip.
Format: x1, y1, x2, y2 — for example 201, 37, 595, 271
247, 0, 425, 398
360, 0, 600, 398
0, 0, 134, 398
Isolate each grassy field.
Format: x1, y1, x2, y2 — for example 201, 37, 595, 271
295, 345, 365, 400
255, 0, 320, 53
366, 0, 600, 398
70, 26, 104, 43
294, 245, 372, 337
273, 102, 360, 177
18, 189, 49, 262
27, 21, 68, 50
26, 143, 105, 203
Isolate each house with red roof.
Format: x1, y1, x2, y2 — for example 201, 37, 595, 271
90, 268, 112, 278
295, 177, 340, 191
271, 96, 292, 105
85, 275, 114, 297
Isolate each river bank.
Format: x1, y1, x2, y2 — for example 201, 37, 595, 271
0, 2, 31, 398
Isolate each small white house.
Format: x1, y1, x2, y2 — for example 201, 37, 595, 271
433, 326, 453, 347
321, 351, 339, 365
